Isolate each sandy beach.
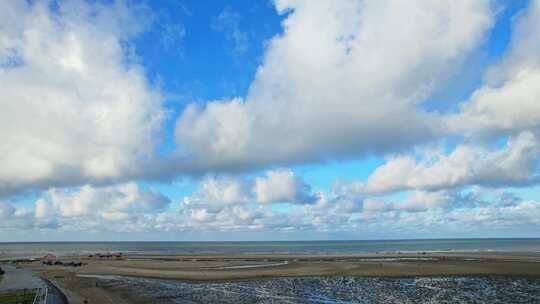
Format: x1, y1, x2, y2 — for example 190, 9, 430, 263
11, 251, 540, 303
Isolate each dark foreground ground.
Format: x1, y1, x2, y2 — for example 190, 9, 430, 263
97, 275, 540, 304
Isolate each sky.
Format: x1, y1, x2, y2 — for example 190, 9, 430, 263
1, 0, 540, 241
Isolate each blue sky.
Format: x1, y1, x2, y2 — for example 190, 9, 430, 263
1, 0, 540, 241
138, 1, 280, 96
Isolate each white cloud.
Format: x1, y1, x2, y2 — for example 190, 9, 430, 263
0, 0, 165, 196
302, 187, 540, 235
254, 169, 315, 204
0, 201, 56, 230
4, 1, 540, 238
39, 182, 170, 221
183, 169, 316, 211
331, 1, 540, 203
1, 178, 538, 237
175, 0, 493, 171
447, 0, 540, 134
362, 131, 540, 194
395, 191, 454, 212
183, 175, 251, 211
362, 199, 393, 213
172, 169, 320, 232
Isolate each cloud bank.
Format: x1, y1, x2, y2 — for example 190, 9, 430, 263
2, 0, 540, 238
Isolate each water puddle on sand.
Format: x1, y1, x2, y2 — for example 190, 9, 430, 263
218, 261, 289, 269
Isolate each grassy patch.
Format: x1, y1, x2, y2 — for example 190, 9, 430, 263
0, 290, 36, 304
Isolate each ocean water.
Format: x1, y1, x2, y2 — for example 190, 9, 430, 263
1, 239, 540, 258
96, 275, 540, 303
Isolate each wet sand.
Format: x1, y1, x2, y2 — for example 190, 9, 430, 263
18, 251, 540, 303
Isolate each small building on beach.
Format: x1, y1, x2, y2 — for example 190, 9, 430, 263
111, 252, 122, 258
41, 253, 57, 264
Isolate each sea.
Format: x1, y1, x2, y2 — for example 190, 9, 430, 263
1, 238, 540, 258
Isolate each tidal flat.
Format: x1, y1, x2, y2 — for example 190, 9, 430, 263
16, 251, 540, 303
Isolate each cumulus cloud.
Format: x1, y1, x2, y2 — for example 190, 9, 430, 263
0, 201, 56, 230
359, 131, 540, 194
340, 1, 540, 196
4, 1, 540, 238
447, 0, 540, 134
394, 191, 456, 213
174, 169, 320, 232
1, 175, 538, 237
323, 187, 458, 216
183, 175, 251, 211
37, 182, 170, 222
183, 169, 316, 211
254, 169, 316, 204
0, 0, 165, 197
175, 0, 493, 171
299, 186, 540, 235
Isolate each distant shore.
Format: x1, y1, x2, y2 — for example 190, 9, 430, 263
3, 251, 535, 303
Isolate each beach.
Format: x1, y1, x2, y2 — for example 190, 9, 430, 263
14, 251, 540, 303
